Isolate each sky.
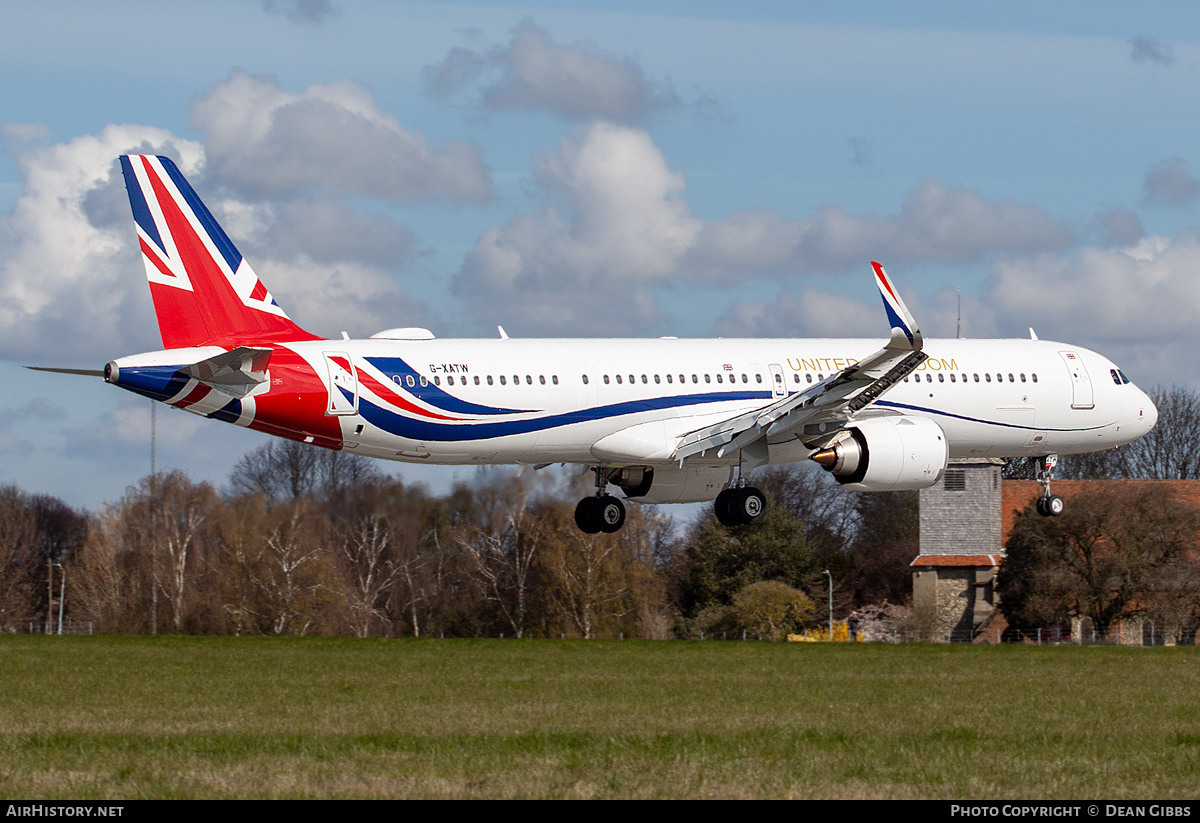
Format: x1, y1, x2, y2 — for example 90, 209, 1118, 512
2, 0, 1199, 510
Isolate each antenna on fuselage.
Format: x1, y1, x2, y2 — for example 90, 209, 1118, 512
498, 326, 509, 340
957, 287, 963, 339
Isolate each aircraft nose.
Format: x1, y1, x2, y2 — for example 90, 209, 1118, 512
1137, 388, 1158, 434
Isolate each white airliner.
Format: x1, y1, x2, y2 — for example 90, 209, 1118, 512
70, 156, 1159, 532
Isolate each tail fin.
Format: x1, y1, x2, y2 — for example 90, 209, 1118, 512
119, 155, 321, 349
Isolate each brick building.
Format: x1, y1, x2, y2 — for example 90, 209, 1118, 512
914, 470, 1200, 643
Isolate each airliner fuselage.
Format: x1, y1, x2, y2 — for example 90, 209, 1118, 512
96, 155, 1158, 533
108, 335, 1155, 469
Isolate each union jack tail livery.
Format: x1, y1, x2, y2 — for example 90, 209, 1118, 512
119, 155, 321, 349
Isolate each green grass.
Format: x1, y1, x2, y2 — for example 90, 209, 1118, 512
0, 636, 1198, 798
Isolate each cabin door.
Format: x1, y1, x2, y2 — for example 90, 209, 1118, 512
323, 352, 359, 416
1058, 351, 1094, 410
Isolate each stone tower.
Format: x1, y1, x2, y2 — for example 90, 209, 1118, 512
913, 458, 1005, 639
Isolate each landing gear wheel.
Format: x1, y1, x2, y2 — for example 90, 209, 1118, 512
575, 495, 626, 534
730, 487, 767, 525
597, 496, 626, 533
714, 489, 739, 527
1036, 494, 1065, 518
715, 487, 768, 526
575, 497, 602, 534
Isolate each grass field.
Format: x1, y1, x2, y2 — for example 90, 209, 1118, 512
0, 636, 1198, 799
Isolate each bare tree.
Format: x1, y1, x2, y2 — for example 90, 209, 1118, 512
146, 472, 218, 633
229, 440, 384, 506
455, 492, 541, 639
1120, 385, 1200, 479
754, 465, 858, 555
253, 502, 334, 636
0, 487, 37, 631
70, 508, 151, 634
229, 440, 320, 505
338, 509, 404, 638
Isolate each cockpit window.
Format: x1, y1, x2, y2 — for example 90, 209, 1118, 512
1111, 369, 1121, 385
1119, 369, 1130, 384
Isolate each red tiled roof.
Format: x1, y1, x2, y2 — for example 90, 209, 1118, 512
911, 554, 1003, 567
1002, 479, 1200, 545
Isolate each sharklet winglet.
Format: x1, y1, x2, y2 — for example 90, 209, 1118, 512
871, 261, 922, 351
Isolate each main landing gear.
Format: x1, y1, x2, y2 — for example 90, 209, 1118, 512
575, 468, 627, 534
714, 482, 767, 527
1035, 454, 1064, 517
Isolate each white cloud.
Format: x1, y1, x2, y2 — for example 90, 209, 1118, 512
686, 181, 1075, 280
979, 231, 1200, 387
0, 111, 422, 361
455, 123, 1076, 335
190, 70, 493, 204
716, 288, 879, 339
985, 232, 1200, 344
2, 123, 49, 144
455, 122, 700, 333
253, 255, 416, 339
424, 19, 685, 123
254, 201, 416, 269
0, 126, 204, 362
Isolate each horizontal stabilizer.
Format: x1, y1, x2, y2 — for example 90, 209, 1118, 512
26, 366, 105, 378
182, 346, 273, 399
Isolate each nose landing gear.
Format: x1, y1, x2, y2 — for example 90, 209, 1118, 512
1035, 454, 1064, 517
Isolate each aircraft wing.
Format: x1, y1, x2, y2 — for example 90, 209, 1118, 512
672, 262, 927, 469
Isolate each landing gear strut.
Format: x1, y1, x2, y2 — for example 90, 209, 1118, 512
714, 477, 767, 527
1035, 454, 1064, 517
575, 468, 627, 534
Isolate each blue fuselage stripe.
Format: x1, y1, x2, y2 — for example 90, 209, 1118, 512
364, 356, 530, 415
358, 390, 772, 442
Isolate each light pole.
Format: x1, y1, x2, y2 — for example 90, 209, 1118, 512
55, 562, 66, 635
822, 569, 832, 641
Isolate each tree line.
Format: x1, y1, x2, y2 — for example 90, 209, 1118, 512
4, 384, 1197, 641
0, 440, 917, 639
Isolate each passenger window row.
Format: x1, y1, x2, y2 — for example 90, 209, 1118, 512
902, 372, 1038, 384
391, 369, 1040, 391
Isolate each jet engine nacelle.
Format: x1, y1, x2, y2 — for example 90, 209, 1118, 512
611, 465, 734, 504
812, 416, 947, 491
